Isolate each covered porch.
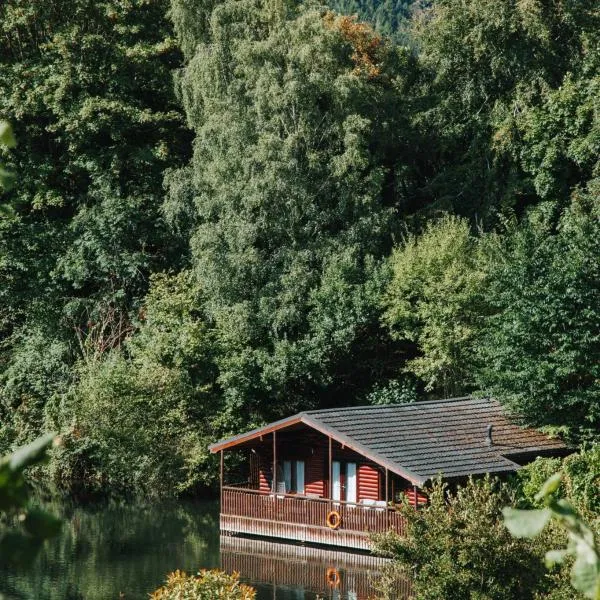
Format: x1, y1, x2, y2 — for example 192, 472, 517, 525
214, 421, 415, 550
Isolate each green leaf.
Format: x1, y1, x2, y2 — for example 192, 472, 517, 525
7, 433, 56, 472
0, 167, 16, 192
571, 550, 600, 599
0, 122, 16, 149
502, 507, 552, 538
545, 549, 567, 568
535, 472, 562, 502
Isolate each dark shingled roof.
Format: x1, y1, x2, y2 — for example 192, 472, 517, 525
209, 397, 568, 486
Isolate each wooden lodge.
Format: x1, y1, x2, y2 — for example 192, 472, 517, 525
210, 397, 567, 550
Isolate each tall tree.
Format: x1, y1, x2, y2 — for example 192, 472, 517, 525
0, 0, 189, 447
167, 0, 417, 425
412, 0, 600, 220
476, 197, 600, 438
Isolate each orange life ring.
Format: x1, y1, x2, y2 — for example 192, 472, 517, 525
326, 510, 342, 530
326, 567, 340, 587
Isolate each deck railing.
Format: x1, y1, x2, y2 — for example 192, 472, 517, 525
222, 486, 405, 536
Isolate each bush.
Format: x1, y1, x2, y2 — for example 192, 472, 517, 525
150, 569, 255, 600
373, 476, 552, 600
518, 446, 600, 515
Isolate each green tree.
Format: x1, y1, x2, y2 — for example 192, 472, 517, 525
382, 215, 485, 397
45, 272, 219, 496
167, 0, 416, 424
504, 473, 600, 600
374, 476, 551, 600
0, 0, 189, 449
413, 0, 600, 219
475, 199, 600, 438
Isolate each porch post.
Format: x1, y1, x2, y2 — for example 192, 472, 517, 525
328, 436, 332, 504
219, 450, 224, 507
385, 468, 389, 528
272, 430, 277, 494
413, 484, 418, 509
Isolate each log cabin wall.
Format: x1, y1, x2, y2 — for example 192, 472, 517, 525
251, 427, 396, 501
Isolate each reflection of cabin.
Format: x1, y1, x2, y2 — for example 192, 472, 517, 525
210, 397, 567, 550
220, 535, 412, 600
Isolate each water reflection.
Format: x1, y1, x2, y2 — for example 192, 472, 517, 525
0, 499, 407, 599
222, 536, 407, 600
0, 498, 221, 600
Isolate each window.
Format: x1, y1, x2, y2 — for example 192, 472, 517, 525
332, 461, 357, 503
281, 460, 305, 494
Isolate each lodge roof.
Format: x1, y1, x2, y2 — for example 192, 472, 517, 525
209, 397, 568, 486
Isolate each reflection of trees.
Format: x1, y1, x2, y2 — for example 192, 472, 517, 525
0, 500, 219, 600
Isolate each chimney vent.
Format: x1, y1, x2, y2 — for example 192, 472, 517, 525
486, 424, 494, 446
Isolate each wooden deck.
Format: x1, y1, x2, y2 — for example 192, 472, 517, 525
221, 486, 405, 550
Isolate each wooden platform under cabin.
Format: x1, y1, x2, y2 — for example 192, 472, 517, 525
221, 486, 405, 550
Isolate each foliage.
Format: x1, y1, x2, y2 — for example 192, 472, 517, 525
518, 447, 600, 516
1, 0, 599, 498
150, 569, 255, 600
0, 435, 61, 571
0, 121, 17, 195
44, 271, 219, 496
504, 474, 600, 600
366, 377, 418, 405
0, 0, 189, 454
413, 0, 600, 219
475, 200, 600, 437
383, 215, 486, 397
326, 0, 416, 42
373, 476, 551, 599
166, 0, 416, 426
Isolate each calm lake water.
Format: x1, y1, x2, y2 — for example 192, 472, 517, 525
0, 499, 397, 600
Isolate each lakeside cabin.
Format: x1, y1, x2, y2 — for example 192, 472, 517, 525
209, 397, 567, 550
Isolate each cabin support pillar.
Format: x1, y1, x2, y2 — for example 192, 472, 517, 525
385, 468, 389, 528
220, 450, 224, 507
413, 484, 418, 509
328, 436, 332, 506
272, 431, 277, 493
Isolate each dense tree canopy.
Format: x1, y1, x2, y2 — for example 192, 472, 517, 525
0, 0, 598, 495
0, 0, 188, 448
166, 0, 417, 424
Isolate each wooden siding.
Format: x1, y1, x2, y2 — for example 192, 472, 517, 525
221, 486, 405, 551
305, 446, 326, 496
405, 487, 428, 507
358, 463, 380, 501
249, 436, 397, 502
258, 453, 271, 494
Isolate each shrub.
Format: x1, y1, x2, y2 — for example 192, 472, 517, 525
373, 476, 552, 600
518, 446, 600, 515
150, 569, 255, 600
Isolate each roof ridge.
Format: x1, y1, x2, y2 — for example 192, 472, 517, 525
305, 396, 486, 415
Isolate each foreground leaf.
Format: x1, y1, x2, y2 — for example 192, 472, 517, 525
502, 507, 552, 538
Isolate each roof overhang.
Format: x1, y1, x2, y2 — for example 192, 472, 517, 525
209, 413, 428, 486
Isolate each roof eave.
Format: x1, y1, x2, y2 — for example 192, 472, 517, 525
208, 414, 304, 453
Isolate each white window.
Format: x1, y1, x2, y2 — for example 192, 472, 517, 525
295, 460, 305, 494
279, 459, 305, 493
346, 462, 357, 504
283, 460, 292, 493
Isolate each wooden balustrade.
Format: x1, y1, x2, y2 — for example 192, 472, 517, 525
222, 486, 405, 536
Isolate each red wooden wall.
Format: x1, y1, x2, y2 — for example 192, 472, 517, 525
245, 429, 406, 503
357, 464, 380, 501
